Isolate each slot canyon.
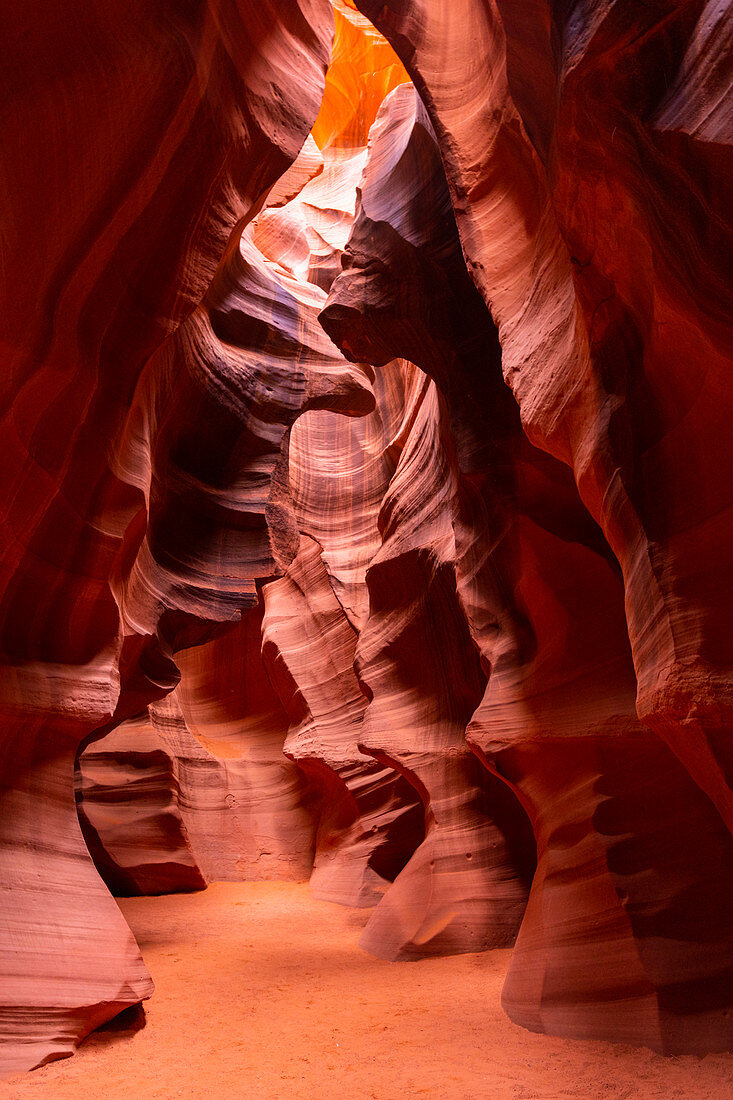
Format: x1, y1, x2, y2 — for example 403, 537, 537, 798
1, 1, 732, 1096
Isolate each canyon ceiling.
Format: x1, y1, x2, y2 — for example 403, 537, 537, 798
1, 0, 732, 1077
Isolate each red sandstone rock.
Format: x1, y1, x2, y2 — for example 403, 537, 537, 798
356, 0, 733, 836
0, 0, 348, 1074
77, 713, 207, 897
171, 609, 316, 883
323, 86, 537, 959
252, 26, 426, 913
354, 382, 533, 960
262, 535, 423, 906
322, 75, 733, 1047
1, 0, 731, 1076
260, 362, 433, 910
78, 606, 317, 894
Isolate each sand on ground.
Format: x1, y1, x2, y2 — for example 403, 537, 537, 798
1, 882, 731, 1100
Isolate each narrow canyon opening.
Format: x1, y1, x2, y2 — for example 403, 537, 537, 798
1, 2, 732, 1097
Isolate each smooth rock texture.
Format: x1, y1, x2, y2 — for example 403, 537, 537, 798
77, 608, 317, 895
0, 0, 353, 1074
323, 76, 733, 1047
356, 0, 733, 834
77, 712, 208, 897
262, 535, 424, 907
354, 411, 535, 960
1, 0, 731, 1077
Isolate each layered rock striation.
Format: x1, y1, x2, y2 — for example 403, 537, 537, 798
339, 6, 733, 1051
1, 0, 731, 1076
356, 0, 733, 833
0, 0, 368, 1074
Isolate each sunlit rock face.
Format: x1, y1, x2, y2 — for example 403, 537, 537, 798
1, 0, 731, 1077
356, 0, 733, 831
262, 533, 426, 908
266, 80, 536, 948
348, 0, 733, 1053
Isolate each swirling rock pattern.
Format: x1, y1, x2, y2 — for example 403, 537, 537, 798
333, 12, 733, 1051
2, 0, 731, 1075
78, 606, 317, 894
356, 0, 733, 833
354, 381, 534, 960
77, 712, 208, 897
0, 0, 358, 1074
323, 85, 538, 960
262, 535, 423, 906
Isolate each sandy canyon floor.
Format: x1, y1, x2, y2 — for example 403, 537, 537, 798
1, 882, 731, 1099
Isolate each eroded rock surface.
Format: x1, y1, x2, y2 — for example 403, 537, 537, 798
0, 0, 357, 1074
78, 607, 317, 895
323, 76, 733, 1048
356, 0, 733, 835
2, 0, 731, 1075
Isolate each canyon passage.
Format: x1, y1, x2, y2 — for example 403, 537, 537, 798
1, 0, 732, 1094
